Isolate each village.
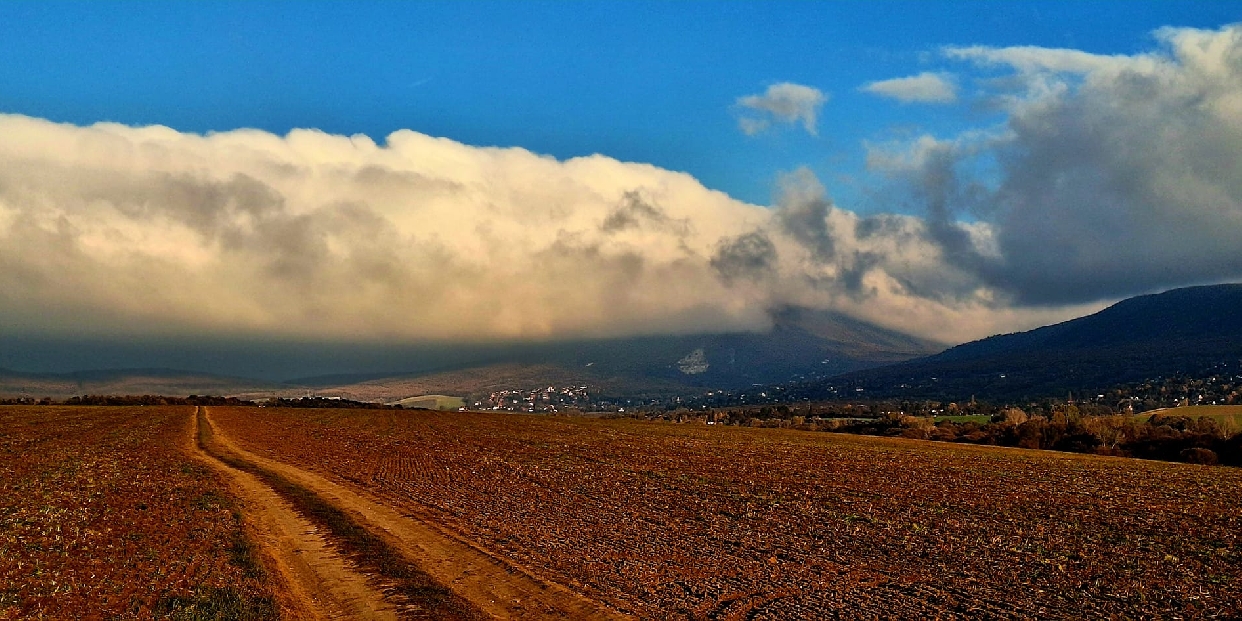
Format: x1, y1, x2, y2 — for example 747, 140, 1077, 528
485, 385, 595, 413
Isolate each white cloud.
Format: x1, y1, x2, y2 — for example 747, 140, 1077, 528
861, 72, 957, 103
943, 45, 1139, 75
736, 117, 770, 137
0, 115, 770, 342
0, 112, 1083, 346
735, 82, 827, 136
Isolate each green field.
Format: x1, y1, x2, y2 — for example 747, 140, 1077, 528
390, 394, 466, 410
1138, 405, 1242, 430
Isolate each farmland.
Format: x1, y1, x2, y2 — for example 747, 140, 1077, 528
211, 407, 1242, 619
0, 406, 280, 619
389, 395, 467, 411
4, 404, 1241, 619
1139, 405, 1242, 430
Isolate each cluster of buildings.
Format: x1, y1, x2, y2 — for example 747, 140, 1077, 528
486, 385, 593, 413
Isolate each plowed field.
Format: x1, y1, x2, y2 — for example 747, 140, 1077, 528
0, 406, 279, 619
210, 407, 1242, 619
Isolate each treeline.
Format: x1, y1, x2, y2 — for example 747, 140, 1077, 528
261, 396, 404, 409
653, 404, 1242, 467
839, 410, 1241, 466
0, 395, 406, 409
0, 395, 252, 406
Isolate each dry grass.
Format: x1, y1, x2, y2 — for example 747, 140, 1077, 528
1139, 405, 1242, 433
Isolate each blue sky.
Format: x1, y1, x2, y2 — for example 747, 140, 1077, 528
2, 2, 1242, 375
2, 2, 1235, 208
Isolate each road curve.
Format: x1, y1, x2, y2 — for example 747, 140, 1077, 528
202, 407, 631, 621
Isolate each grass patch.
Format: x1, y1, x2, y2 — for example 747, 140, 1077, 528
1139, 405, 1242, 418
391, 395, 467, 411
228, 530, 266, 580
153, 587, 278, 621
180, 461, 211, 478
194, 490, 227, 511
197, 409, 485, 620
1137, 405, 1242, 432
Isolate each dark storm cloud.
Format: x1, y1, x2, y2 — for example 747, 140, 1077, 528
838, 251, 881, 296
600, 190, 690, 236
871, 25, 1242, 307
773, 168, 836, 261
978, 34, 1242, 304
710, 231, 777, 285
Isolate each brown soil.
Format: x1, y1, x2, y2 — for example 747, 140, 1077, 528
208, 406, 1242, 619
199, 407, 628, 620
1, 406, 279, 618
190, 407, 399, 620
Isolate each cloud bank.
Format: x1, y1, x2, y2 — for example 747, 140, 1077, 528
736, 82, 827, 136
0, 112, 1065, 346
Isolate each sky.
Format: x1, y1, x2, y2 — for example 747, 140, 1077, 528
1, 2, 1241, 376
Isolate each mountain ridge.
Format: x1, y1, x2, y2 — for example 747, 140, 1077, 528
823, 284, 1242, 400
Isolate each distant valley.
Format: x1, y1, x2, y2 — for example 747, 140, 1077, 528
8, 285, 1240, 407
1, 307, 942, 403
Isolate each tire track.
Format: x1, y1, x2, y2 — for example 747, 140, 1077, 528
203, 407, 631, 621
190, 406, 399, 620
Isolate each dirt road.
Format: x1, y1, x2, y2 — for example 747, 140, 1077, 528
196, 407, 628, 620
191, 406, 400, 620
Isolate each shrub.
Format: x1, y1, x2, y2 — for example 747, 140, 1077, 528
961, 430, 993, 444
1179, 447, 1219, 465
898, 415, 934, 429
994, 408, 1029, 425
1053, 432, 1102, 453
900, 427, 931, 440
